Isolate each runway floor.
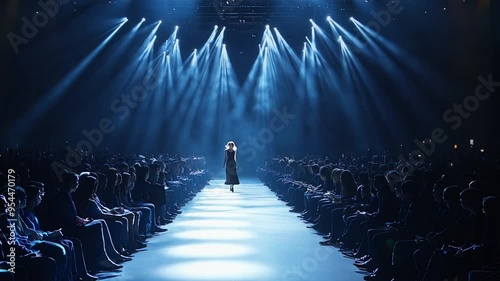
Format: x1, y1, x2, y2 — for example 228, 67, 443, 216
103, 178, 361, 281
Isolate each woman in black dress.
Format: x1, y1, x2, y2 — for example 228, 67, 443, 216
223, 141, 240, 192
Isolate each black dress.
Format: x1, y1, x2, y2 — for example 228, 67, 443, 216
225, 149, 240, 185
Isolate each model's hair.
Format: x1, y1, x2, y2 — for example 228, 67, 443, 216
225, 141, 237, 151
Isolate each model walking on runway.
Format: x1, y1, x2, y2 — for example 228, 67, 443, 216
223, 141, 240, 192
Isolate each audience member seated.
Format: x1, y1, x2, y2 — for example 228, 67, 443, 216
44, 172, 125, 273
0, 194, 58, 281
21, 184, 98, 281
259, 151, 500, 281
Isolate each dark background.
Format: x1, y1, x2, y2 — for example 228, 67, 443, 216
0, 0, 498, 171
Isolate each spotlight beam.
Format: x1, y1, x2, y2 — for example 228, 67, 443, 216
9, 19, 128, 142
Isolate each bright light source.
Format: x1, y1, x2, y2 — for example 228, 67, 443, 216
175, 25, 179, 29
214, 25, 218, 29
142, 18, 145, 22
165, 243, 254, 258
159, 20, 162, 24
266, 25, 270, 29
350, 17, 354, 21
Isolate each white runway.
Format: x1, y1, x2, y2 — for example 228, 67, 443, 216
104, 179, 361, 281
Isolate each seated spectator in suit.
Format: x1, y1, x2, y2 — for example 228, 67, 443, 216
44, 172, 124, 273
419, 188, 489, 281
118, 172, 167, 236
6, 187, 69, 281
21, 184, 97, 281
391, 185, 468, 281
467, 196, 500, 281
0, 194, 57, 281
73, 173, 145, 254
132, 166, 168, 225
361, 180, 434, 280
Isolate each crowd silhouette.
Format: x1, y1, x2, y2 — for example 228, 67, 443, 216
0, 148, 209, 281
260, 150, 500, 281
1, 145, 499, 281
